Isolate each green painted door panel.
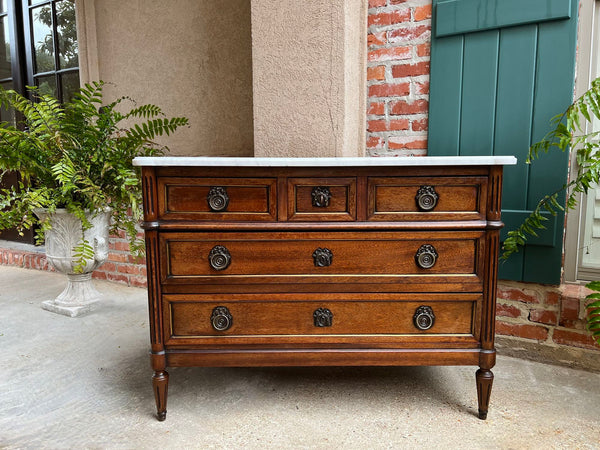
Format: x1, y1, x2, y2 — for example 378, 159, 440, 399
427, 35, 463, 156
428, 0, 578, 284
460, 30, 498, 156
436, 0, 571, 37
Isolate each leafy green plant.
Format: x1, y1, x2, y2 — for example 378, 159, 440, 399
500, 77, 600, 346
585, 281, 600, 346
501, 77, 600, 260
0, 81, 189, 269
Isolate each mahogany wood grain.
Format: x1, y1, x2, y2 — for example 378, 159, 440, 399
157, 177, 277, 221
168, 300, 474, 337
166, 348, 482, 367
287, 177, 357, 221
156, 165, 491, 179
368, 176, 487, 221
162, 230, 482, 277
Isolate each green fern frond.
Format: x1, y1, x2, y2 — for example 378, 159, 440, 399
0, 81, 187, 271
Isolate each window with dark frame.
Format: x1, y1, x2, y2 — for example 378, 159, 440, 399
0, 0, 79, 243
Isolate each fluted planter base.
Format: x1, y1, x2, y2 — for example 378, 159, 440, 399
34, 207, 111, 318
41, 273, 102, 317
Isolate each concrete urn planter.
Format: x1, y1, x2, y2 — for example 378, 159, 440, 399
34, 208, 111, 317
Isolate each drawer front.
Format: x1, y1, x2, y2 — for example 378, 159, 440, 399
161, 231, 483, 287
287, 177, 356, 221
157, 177, 277, 221
368, 176, 487, 221
165, 297, 476, 341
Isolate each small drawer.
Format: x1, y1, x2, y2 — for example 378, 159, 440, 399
165, 297, 476, 339
287, 177, 356, 221
367, 176, 487, 221
157, 177, 277, 221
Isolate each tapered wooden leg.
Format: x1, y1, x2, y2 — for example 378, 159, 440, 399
476, 368, 493, 420
153, 370, 169, 421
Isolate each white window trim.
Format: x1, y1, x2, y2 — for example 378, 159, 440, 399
564, 0, 599, 282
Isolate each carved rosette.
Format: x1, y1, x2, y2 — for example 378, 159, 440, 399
207, 186, 229, 212
312, 248, 333, 267
209, 245, 231, 270
313, 307, 333, 327
415, 185, 439, 211
311, 186, 332, 208
415, 244, 438, 269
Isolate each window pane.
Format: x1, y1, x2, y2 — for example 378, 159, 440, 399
0, 1, 6, 14
36, 74, 56, 97
0, 80, 14, 123
56, 0, 77, 69
31, 5, 54, 73
0, 15, 10, 79
60, 71, 79, 102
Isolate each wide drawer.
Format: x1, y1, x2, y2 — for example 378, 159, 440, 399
157, 177, 277, 221
367, 176, 487, 221
160, 231, 484, 288
287, 177, 356, 221
163, 294, 479, 345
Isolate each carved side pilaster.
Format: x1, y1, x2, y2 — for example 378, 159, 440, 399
145, 231, 163, 352
481, 230, 499, 350
481, 166, 504, 351
487, 165, 503, 222
141, 167, 158, 222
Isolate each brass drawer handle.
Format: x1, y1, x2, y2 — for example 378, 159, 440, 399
311, 186, 332, 207
211, 306, 233, 331
415, 244, 438, 269
313, 247, 333, 267
209, 245, 231, 270
413, 305, 435, 331
207, 186, 229, 212
313, 307, 333, 327
415, 185, 439, 211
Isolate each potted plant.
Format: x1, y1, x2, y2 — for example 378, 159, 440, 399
0, 81, 188, 317
501, 77, 600, 346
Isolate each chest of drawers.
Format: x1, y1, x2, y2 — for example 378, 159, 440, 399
133, 156, 516, 421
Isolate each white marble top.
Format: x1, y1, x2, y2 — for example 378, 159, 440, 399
133, 156, 517, 167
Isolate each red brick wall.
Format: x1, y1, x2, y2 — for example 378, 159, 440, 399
92, 231, 147, 288
366, 0, 432, 156
497, 281, 599, 351
0, 234, 147, 288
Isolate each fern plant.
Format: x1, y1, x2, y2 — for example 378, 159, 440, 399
500, 77, 600, 345
0, 81, 188, 269
585, 281, 600, 346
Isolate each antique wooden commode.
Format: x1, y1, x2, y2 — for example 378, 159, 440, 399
133, 156, 516, 421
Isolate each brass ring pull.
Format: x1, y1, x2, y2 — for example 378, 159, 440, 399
415, 185, 439, 211
413, 305, 435, 331
209, 245, 231, 270
207, 186, 229, 212
415, 244, 438, 269
211, 306, 233, 331
311, 186, 332, 208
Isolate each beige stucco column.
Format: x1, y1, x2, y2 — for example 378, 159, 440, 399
76, 0, 254, 157
251, 0, 368, 157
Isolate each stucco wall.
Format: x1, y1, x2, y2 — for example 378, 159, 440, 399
77, 0, 254, 156
251, 0, 367, 157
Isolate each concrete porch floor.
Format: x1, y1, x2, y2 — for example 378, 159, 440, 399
1, 265, 599, 449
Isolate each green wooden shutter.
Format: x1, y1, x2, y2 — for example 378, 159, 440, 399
428, 0, 578, 284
